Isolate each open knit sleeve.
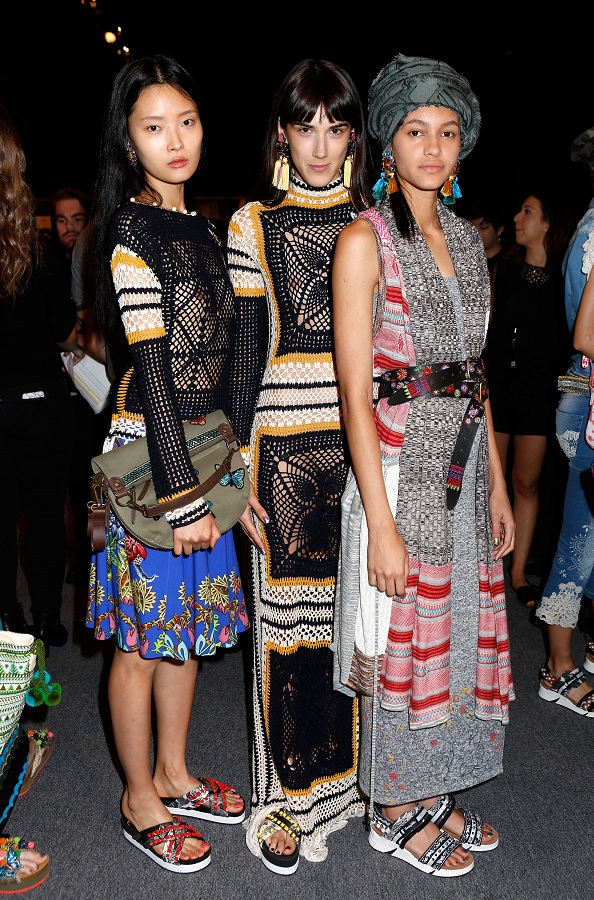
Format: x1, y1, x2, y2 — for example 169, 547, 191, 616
110, 238, 209, 528
226, 206, 268, 463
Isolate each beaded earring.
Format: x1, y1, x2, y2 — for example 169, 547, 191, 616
440, 159, 462, 205
343, 131, 356, 189
126, 139, 138, 168
372, 149, 398, 201
273, 133, 290, 190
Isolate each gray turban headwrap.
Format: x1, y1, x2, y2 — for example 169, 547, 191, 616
571, 126, 594, 171
368, 53, 481, 159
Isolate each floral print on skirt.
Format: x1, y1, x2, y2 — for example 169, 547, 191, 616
86, 514, 248, 659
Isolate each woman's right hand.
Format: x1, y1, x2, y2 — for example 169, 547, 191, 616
173, 513, 221, 556
237, 481, 268, 554
367, 522, 409, 598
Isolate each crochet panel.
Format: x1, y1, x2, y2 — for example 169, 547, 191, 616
108, 204, 235, 522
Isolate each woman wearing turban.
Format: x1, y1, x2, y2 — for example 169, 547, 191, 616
331, 54, 515, 877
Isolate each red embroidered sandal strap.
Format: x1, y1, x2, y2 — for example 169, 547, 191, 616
143, 819, 203, 864
198, 777, 236, 815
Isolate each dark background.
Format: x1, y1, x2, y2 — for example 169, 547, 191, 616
2, 4, 592, 218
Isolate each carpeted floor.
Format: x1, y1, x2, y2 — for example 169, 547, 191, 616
10, 531, 594, 900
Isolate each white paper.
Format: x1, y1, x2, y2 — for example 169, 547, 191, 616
63, 352, 111, 414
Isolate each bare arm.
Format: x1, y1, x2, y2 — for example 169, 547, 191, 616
333, 218, 409, 598
483, 397, 515, 559
573, 267, 594, 358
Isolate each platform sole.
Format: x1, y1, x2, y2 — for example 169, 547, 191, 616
122, 823, 211, 873
260, 844, 299, 876
538, 683, 594, 716
368, 826, 474, 877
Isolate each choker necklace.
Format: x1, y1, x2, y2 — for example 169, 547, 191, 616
130, 196, 197, 216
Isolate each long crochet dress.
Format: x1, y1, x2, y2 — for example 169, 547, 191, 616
227, 177, 365, 861
333, 198, 514, 806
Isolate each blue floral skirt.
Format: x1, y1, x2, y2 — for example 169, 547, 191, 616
86, 515, 248, 660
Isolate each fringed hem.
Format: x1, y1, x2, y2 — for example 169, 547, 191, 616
244, 800, 366, 863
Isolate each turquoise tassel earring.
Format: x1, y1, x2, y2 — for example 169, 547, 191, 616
440, 160, 462, 205
372, 150, 398, 201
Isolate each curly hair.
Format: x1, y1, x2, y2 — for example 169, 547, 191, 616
0, 110, 40, 300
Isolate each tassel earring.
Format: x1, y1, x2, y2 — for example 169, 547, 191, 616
273, 133, 290, 191
126, 140, 138, 168
440, 159, 462, 205
372, 149, 398, 201
343, 131, 356, 188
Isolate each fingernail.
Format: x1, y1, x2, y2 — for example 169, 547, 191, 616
263, 516, 270, 524
259, 547, 266, 555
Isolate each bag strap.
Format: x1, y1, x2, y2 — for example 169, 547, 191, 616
88, 417, 241, 552
117, 452, 234, 517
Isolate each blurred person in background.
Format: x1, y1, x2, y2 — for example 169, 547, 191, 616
53, 187, 110, 585
0, 109, 83, 648
52, 186, 90, 262
536, 126, 594, 716
483, 187, 574, 607
52, 187, 106, 586
466, 194, 509, 283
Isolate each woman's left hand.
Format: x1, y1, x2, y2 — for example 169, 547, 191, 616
489, 483, 515, 559
237, 482, 268, 554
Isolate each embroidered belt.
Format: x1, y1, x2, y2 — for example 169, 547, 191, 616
376, 358, 488, 510
558, 373, 589, 395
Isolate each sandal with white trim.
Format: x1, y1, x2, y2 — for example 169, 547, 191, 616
427, 794, 499, 851
368, 803, 474, 877
539, 664, 594, 717
121, 814, 211, 872
162, 776, 245, 824
257, 809, 301, 876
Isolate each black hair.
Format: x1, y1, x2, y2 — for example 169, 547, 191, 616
93, 54, 201, 340
53, 186, 93, 216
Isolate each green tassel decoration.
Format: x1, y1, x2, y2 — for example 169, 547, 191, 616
25, 640, 62, 708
